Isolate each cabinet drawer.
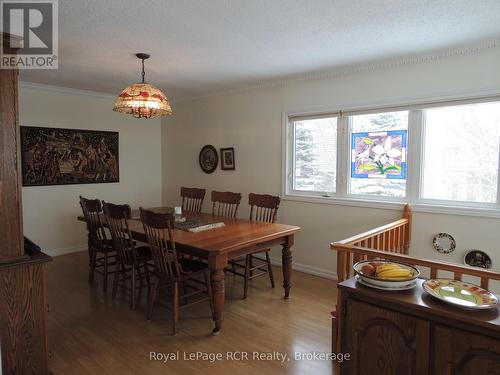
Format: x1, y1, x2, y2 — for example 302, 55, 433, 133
342, 299, 430, 375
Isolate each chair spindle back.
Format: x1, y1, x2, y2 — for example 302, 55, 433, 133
140, 208, 180, 278
79, 196, 108, 248
248, 193, 281, 223
211, 191, 242, 218
180, 187, 206, 213
102, 202, 134, 265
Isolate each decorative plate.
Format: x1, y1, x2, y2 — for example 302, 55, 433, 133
423, 279, 498, 310
432, 233, 456, 254
464, 249, 492, 269
199, 145, 218, 174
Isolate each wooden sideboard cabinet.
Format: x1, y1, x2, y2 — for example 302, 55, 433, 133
337, 278, 500, 375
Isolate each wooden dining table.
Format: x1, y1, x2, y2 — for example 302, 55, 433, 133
78, 207, 300, 334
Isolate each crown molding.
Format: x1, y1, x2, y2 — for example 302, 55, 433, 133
19, 81, 116, 99
18, 38, 500, 104
172, 38, 500, 104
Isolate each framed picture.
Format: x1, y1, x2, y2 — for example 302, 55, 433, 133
20, 126, 119, 186
351, 130, 407, 179
220, 147, 235, 170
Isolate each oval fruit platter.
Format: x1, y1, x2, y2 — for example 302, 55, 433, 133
353, 260, 420, 290
422, 279, 498, 310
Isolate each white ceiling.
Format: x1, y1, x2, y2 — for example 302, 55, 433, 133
20, 0, 500, 102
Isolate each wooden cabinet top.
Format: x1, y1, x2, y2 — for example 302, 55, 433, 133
338, 277, 500, 338
0, 252, 52, 270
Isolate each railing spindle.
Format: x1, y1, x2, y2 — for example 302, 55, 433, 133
481, 277, 489, 289
430, 268, 437, 279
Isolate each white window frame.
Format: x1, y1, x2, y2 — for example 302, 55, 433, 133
282, 94, 500, 218
284, 111, 340, 199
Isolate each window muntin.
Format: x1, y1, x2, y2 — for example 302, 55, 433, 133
422, 102, 500, 204
292, 117, 337, 193
349, 111, 408, 198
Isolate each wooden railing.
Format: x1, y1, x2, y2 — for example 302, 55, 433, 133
331, 244, 500, 289
333, 204, 412, 282
331, 204, 500, 289
330, 204, 500, 353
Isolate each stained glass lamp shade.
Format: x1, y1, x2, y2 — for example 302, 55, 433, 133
113, 53, 172, 119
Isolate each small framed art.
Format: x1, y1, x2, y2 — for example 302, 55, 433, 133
220, 147, 235, 170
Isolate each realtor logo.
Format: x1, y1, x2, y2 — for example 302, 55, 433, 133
0, 0, 58, 69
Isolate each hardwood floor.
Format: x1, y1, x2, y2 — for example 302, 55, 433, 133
47, 251, 336, 375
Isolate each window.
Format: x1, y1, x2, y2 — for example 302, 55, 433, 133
291, 116, 337, 194
422, 102, 500, 204
284, 98, 500, 214
349, 111, 408, 198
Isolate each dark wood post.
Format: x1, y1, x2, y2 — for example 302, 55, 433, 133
0, 33, 52, 375
0, 33, 25, 263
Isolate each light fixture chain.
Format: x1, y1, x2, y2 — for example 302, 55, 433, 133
141, 58, 145, 83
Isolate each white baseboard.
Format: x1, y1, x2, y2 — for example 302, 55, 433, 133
45, 243, 87, 257
269, 256, 337, 281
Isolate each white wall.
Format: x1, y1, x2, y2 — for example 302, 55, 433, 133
19, 86, 163, 255
161, 47, 500, 280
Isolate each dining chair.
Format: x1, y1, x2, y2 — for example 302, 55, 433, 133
211, 191, 242, 218
227, 193, 280, 298
140, 208, 214, 334
79, 196, 116, 293
180, 187, 206, 213
102, 202, 152, 310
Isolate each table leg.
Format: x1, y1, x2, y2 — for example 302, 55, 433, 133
282, 235, 294, 299
209, 254, 227, 335
87, 234, 96, 284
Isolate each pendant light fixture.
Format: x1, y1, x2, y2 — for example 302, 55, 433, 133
113, 53, 172, 119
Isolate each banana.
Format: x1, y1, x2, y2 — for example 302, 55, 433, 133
377, 270, 412, 278
376, 264, 400, 272
375, 263, 413, 279
377, 268, 409, 274
377, 267, 410, 274
377, 267, 409, 273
